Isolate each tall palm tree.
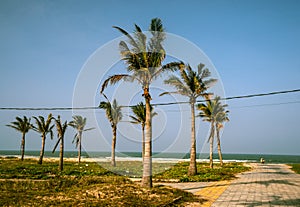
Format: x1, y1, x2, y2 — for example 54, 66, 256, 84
99, 97, 122, 167
100, 18, 183, 187
6, 116, 33, 161
215, 105, 229, 166
160, 64, 217, 175
33, 114, 54, 164
197, 96, 227, 168
129, 102, 157, 162
52, 115, 68, 171
69, 115, 94, 163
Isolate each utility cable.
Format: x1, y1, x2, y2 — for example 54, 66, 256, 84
0, 88, 299, 111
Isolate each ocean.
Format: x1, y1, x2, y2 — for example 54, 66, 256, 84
0, 150, 299, 163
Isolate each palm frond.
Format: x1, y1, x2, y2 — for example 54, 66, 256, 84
99, 101, 113, 123
203, 78, 218, 89
129, 115, 142, 124
100, 74, 132, 94
119, 41, 131, 57
134, 24, 147, 52
83, 127, 95, 132
112, 99, 123, 124
152, 61, 184, 80
197, 63, 205, 75
113, 26, 139, 49
150, 18, 164, 33
163, 75, 191, 96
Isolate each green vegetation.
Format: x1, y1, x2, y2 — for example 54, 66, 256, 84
0, 158, 202, 206
289, 164, 300, 174
154, 162, 251, 182
0, 158, 250, 206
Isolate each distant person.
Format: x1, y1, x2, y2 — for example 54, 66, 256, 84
260, 157, 265, 164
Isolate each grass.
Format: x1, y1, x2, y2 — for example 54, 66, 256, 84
154, 162, 251, 182
0, 158, 250, 206
289, 164, 300, 174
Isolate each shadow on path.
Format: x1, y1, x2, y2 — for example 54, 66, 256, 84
239, 196, 300, 207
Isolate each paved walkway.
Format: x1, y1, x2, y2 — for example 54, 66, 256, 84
162, 163, 300, 206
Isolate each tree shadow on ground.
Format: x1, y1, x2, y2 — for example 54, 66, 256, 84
259, 171, 293, 175
252, 179, 299, 187
202, 179, 299, 188
239, 196, 300, 207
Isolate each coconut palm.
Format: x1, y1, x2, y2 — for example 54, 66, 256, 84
160, 64, 217, 175
197, 96, 228, 168
100, 18, 183, 187
99, 97, 122, 167
6, 116, 33, 161
69, 115, 94, 163
52, 115, 68, 171
215, 105, 229, 166
32, 114, 54, 164
129, 102, 157, 162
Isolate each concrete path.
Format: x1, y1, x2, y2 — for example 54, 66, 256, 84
161, 163, 300, 206
211, 163, 300, 206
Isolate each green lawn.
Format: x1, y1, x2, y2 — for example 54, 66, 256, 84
154, 162, 251, 182
0, 158, 250, 206
289, 164, 300, 174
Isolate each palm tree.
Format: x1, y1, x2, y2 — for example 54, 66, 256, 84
69, 115, 94, 163
6, 116, 33, 161
129, 102, 157, 162
99, 97, 122, 167
160, 64, 217, 175
215, 104, 229, 166
52, 115, 68, 171
32, 114, 54, 164
100, 18, 183, 187
197, 96, 228, 168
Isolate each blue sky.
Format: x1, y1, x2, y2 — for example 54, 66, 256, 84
0, 0, 299, 156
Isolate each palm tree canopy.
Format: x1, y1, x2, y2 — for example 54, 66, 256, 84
100, 18, 184, 95
52, 115, 68, 153
6, 116, 33, 133
197, 96, 228, 123
216, 107, 229, 129
69, 115, 94, 148
161, 64, 217, 102
69, 115, 87, 131
55, 115, 68, 138
129, 102, 157, 125
99, 99, 123, 126
32, 114, 54, 139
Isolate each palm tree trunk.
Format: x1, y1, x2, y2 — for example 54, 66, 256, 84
142, 124, 145, 163
38, 134, 46, 164
78, 131, 82, 163
188, 101, 197, 176
142, 88, 152, 188
216, 126, 223, 167
111, 125, 117, 167
209, 122, 215, 169
21, 132, 25, 161
59, 136, 64, 171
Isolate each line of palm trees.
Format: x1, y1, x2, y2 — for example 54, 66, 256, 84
99, 95, 157, 167
6, 114, 93, 171
7, 18, 230, 189
99, 17, 229, 188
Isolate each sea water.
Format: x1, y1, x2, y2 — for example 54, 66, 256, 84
0, 150, 299, 163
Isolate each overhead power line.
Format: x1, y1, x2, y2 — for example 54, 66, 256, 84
0, 88, 300, 111
153, 88, 300, 106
